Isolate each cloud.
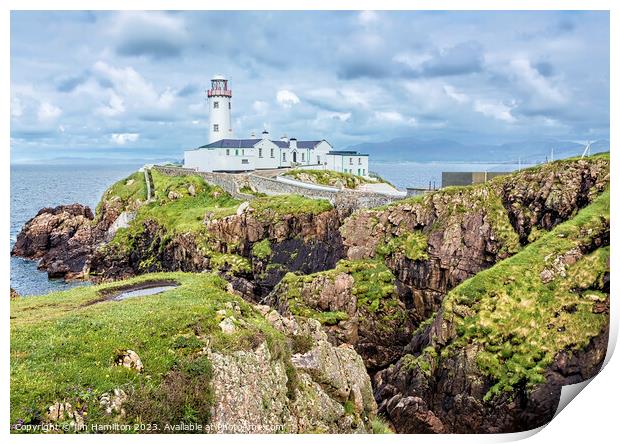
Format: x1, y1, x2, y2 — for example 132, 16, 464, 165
113, 12, 189, 59
358, 11, 379, 25
11, 97, 23, 117
509, 58, 565, 104
374, 111, 417, 126
110, 133, 139, 145
37, 102, 62, 122
443, 85, 470, 104
252, 100, 269, 114
97, 92, 125, 117
419, 42, 484, 77
177, 83, 200, 97
92, 61, 176, 111
56, 71, 90, 92
473, 99, 516, 123
276, 89, 300, 108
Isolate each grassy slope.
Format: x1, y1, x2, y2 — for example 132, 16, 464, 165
283, 169, 375, 189
412, 190, 610, 400
10, 272, 290, 425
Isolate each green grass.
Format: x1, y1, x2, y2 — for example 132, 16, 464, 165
370, 417, 393, 434
431, 190, 610, 401
376, 230, 429, 261
10, 272, 290, 427
275, 259, 401, 326
283, 169, 373, 189
251, 238, 272, 260
95, 172, 147, 220
250, 194, 333, 221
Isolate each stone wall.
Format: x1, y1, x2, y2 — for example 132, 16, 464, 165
153, 165, 404, 211
153, 166, 252, 199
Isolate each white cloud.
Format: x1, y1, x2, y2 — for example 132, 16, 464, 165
509, 59, 566, 104
37, 102, 62, 122
358, 11, 379, 25
276, 89, 300, 108
93, 61, 175, 110
473, 99, 516, 123
110, 133, 139, 145
97, 92, 126, 117
374, 111, 417, 126
443, 85, 470, 104
319, 111, 352, 122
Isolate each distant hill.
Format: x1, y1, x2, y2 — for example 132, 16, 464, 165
347, 137, 610, 162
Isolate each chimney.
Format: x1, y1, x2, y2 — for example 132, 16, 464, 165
261, 129, 269, 139
289, 137, 297, 149
280, 134, 289, 143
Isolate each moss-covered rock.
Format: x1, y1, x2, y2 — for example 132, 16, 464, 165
266, 259, 412, 370
374, 190, 610, 433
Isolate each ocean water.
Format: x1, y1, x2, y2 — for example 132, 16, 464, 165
10, 163, 142, 296
370, 160, 524, 189
10, 160, 525, 296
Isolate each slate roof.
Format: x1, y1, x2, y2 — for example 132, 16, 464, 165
199, 139, 261, 149
198, 139, 328, 150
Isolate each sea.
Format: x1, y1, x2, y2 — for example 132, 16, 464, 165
10, 160, 524, 296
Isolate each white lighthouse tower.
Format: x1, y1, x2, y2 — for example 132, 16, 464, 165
207, 74, 233, 143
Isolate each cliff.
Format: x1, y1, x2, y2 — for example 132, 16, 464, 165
10, 153, 611, 434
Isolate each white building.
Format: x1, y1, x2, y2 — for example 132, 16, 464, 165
184, 75, 369, 175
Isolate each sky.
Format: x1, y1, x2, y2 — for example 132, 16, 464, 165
10, 10, 610, 163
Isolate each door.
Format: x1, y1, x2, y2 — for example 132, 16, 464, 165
293, 151, 297, 163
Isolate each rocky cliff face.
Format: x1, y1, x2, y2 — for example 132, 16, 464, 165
11, 155, 611, 434
340, 157, 609, 326
11, 204, 97, 279
373, 190, 610, 433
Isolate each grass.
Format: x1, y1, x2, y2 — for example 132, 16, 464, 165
251, 238, 272, 260
101, 172, 241, 261
250, 194, 333, 221
283, 169, 373, 189
95, 172, 147, 220
370, 417, 394, 434
376, 230, 429, 261
429, 190, 610, 401
275, 259, 402, 326
10, 272, 291, 428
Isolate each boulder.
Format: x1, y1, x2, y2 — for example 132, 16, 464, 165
114, 349, 144, 372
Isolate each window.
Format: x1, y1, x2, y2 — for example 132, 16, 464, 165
282, 152, 286, 162
349, 157, 353, 165
317, 155, 320, 164
213, 101, 219, 109
301, 152, 305, 162
213, 124, 219, 132
270, 148, 274, 158
228, 102, 231, 109
358, 158, 362, 164
358, 169, 361, 176
242, 149, 245, 156
259, 148, 263, 158
362, 169, 366, 176
235, 149, 239, 156
242, 159, 249, 164
226, 149, 230, 156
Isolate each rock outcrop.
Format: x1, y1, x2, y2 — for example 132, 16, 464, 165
207, 307, 377, 433
11, 204, 96, 279
265, 260, 413, 371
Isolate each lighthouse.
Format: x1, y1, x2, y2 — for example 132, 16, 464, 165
207, 74, 233, 143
